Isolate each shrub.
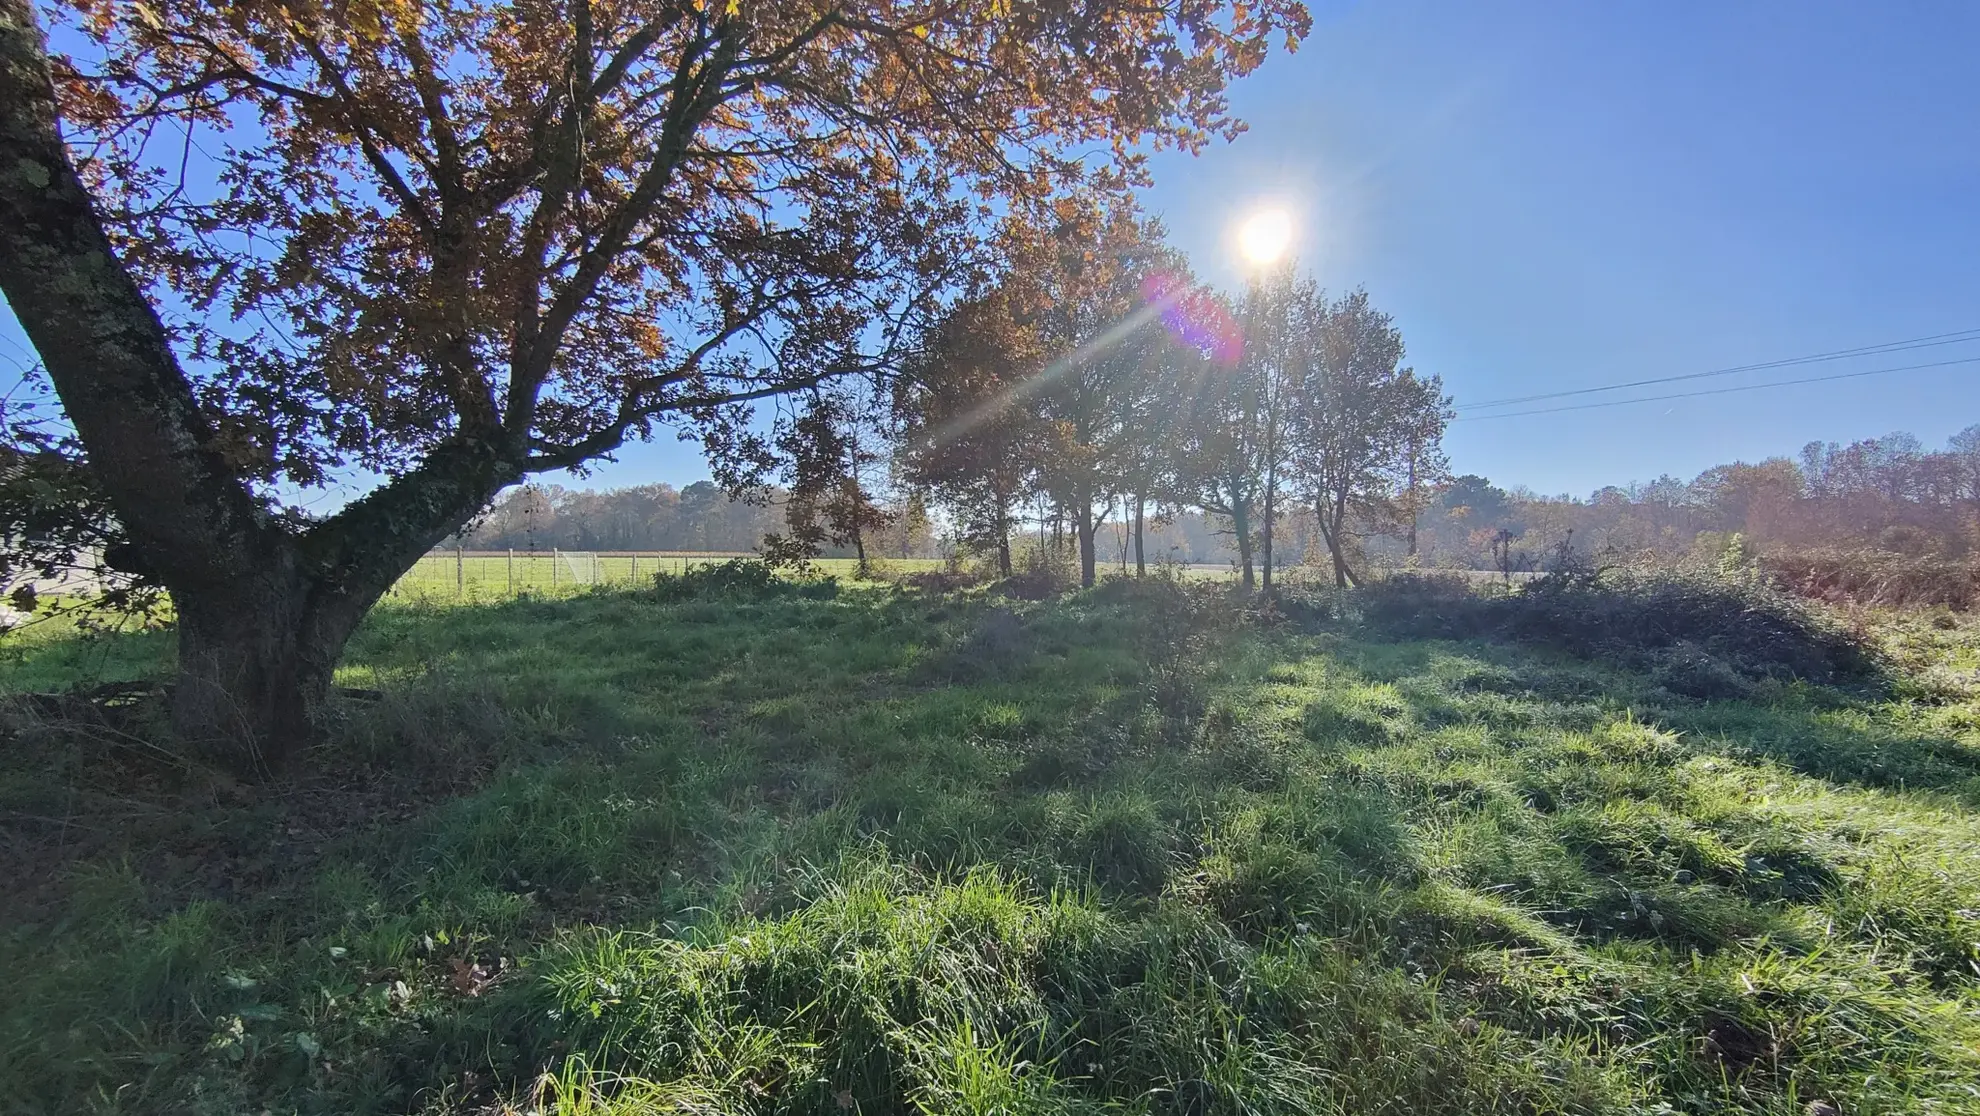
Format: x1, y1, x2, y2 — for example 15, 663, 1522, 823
1761, 547, 1980, 611
995, 544, 1076, 601
651, 558, 838, 602
1359, 568, 1879, 688
889, 563, 991, 593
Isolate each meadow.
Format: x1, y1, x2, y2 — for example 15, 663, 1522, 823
4, 570, 1980, 1115
389, 553, 949, 599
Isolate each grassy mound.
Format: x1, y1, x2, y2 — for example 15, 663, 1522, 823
4, 583, 1980, 1113
1355, 569, 1880, 695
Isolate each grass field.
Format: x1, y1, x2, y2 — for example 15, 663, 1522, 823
390, 553, 951, 599
5, 576, 1980, 1114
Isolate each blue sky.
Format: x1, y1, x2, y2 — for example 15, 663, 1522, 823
5, 1, 1977, 500
1148, 0, 1980, 496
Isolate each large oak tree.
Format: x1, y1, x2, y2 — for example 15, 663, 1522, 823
0, 0, 1307, 772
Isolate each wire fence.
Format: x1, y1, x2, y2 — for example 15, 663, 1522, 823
390, 550, 951, 599
390, 548, 1521, 601
392, 549, 756, 599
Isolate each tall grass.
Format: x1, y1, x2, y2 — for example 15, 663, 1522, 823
3, 575, 1980, 1113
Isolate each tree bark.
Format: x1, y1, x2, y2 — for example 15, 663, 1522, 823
171, 579, 348, 773
1075, 505, 1098, 588
1404, 443, 1422, 560
1231, 500, 1254, 591
995, 500, 1013, 577
1316, 496, 1360, 588
1133, 493, 1146, 578
1261, 476, 1276, 595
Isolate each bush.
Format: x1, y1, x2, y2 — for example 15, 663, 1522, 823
1359, 568, 1879, 688
651, 558, 838, 602
995, 543, 1077, 601
1761, 548, 1980, 611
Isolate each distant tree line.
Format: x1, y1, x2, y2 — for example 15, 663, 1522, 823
447, 476, 1338, 569
451, 481, 937, 560
1399, 428, 1980, 570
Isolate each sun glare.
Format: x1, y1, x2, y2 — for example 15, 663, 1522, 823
1236, 208, 1293, 266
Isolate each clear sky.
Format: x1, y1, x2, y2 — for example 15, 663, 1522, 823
1150, 0, 1980, 496
4, 1, 1977, 500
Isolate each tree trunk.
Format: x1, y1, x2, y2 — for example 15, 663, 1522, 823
1231, 501, 1254, 591
1133, 494, 1146, 578
1316, 497, 1359, 588
1076, 507, 1098, 588
172, 586, 328, 774
998, 534, 1012, 577
1261, 479, 1276, 595
1405, 448, 1421, 559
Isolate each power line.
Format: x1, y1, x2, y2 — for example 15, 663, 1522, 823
1452, 355, 1980, 423
1456, 327, 1980, 412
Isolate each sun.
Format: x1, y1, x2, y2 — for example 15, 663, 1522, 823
1236, 208, 1293, 266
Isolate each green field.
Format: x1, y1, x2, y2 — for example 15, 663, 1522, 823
390, 553, 953, 599
5, 578, 1980, 1114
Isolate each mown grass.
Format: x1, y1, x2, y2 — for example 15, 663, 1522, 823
4, 575, 1980, 1114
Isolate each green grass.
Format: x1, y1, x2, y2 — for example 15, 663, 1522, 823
4, 579, 1980, 1114
391, 554, 947, 600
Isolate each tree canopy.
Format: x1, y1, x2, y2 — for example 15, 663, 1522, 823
0, 0, 1309, 770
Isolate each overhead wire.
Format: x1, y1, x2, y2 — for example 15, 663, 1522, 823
1457, 327, 1980, 412
1453, 355, 1980, 422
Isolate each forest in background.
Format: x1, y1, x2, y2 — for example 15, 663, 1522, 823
453, 425, 1980, 586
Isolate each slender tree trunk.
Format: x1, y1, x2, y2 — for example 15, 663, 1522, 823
1261, 474, 1276, 595
1116, 496, 1128, 573
1405, 447, 1421, 559
1231, 500, 1255, 591
1316, 496, 1359, 588
1133, 493, 1146, 578
996, 500, 1014, 577
1076, 505, 1098, 588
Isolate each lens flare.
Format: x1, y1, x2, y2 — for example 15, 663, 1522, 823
1143, 273, 1242, 365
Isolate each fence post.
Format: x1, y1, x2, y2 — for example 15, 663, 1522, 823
507, 548, 514, 595
552, 548, 559, 588
630, 553, 638, 584
456, 546, 464, 597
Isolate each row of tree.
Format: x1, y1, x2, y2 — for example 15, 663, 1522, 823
453, 477, 1336, 568
452, 205, 1456, 583
767, 203, 1454, 590
1392, 428, 1980, 570
456, 480, 938, 560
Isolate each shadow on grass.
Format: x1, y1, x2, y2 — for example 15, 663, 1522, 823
5, 582, 1980, 1115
